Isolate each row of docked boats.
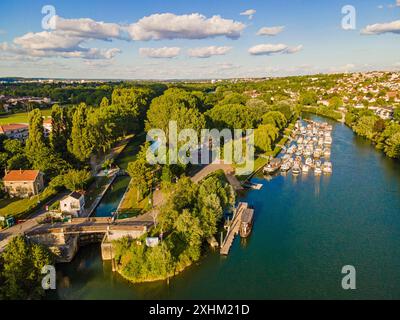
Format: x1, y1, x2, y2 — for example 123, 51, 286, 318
264, 120, 334, 176
264, 157, 332, 175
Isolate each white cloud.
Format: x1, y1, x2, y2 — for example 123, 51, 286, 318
0, 41, 121, 60
2, 13, 245, 62
0, 13, 246, 60
256, 26, 285, 36
139, 47, 181, 58
361, 20, 400, 35
187, 46, 232, 58
50, 16, 127, 40
14, 31, 83, 51
248, 43, 303, 55
128, 13, 245, 40
285, 45, 303, 54
240, 9, 256, 20
398, 0, 400, 6
0, 15, 126, 61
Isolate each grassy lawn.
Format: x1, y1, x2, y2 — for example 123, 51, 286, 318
0, 199, 32, 217
0, 198, 20, 215
0, 109, 52, 125
0, 186, 58, 218
236, 156, 270, 181
118, 182, 150, 218
84, 176, 108, 210
116, 134, 145, 170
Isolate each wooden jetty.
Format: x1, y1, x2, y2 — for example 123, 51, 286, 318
243, 181, 263, 190
220, 202, 249, 255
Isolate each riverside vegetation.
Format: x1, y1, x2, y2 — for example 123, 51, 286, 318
113, 171, 235, 283
0, 236, 54, 300
1, 72, 399, 294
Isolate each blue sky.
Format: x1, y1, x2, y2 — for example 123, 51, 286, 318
0, 0, 399, 79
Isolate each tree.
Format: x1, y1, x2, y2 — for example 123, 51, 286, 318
0, 152, 8, 175
100, 97, 110, 108
273, 101, 294, 121
206, 104, 258, 130
254, 124, 279, 153
329, 96, 343, 110
112, 88, 154, 133
127, 148, 154, 200
300, 91, 318, 106
62, 169, 92, 191
394, 107, 400, 123
174, 209, 203, 261
262, 111, 287, 130
67, 103, 92, 163
219, 92, 248, 106
25, 109, 46, 166
146, 89, 206, 137
0, 236, 53, 300
1, 139, 30, 172
384, 132, 400, 159
50, 104, 69, 155
373, 118, 386, 134
352, 116, 377, 140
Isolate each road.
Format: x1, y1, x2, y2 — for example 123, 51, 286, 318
0, 191, 68, 253
0, 153, 244, 252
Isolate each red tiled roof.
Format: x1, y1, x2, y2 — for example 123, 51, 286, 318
3, 170, 41, 182
0, 123, 29, 134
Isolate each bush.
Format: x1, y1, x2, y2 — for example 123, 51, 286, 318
301, 106, 341, 120
0, 236, 54, 300
113, 173, 235, 283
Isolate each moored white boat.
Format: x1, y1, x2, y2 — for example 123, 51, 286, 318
305, 157, 313, 167
292, 163, 301, 175
323, 161, 333, 174
314, 160, 322, 175
264, 158, 282, 174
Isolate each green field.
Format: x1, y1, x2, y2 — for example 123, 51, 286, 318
0, 109, 52, 125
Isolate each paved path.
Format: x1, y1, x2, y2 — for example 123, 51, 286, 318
191, 162, 243, 191
125, 161, 243, 226
1, 157, 243, 251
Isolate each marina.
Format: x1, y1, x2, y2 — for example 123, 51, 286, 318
265, 119, 334, 178
49, 115, 400, 300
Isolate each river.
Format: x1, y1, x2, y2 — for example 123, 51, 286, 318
49, 116, 400, 300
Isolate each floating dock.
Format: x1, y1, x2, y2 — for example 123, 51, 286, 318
243, 181, 263, 190
220, 202, 249, 255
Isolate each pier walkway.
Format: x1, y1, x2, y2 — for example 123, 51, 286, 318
220, 202, 248, 255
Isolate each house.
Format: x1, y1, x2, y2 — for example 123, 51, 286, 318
0, 123, 29, 141
3, 170, 44, 198
60, 192, 85, 217
43, 118, 52, 137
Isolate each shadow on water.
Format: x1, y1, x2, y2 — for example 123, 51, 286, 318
94, 176, 131, 218
52, 115, 400, 300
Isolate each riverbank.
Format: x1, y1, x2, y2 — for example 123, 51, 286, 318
303, 106, 400, 160
51, 114, 400, 299
301, 105, 342, 122
237, 116, 298, 182
112, 171, 235, 284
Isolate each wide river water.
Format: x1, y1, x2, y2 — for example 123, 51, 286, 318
49, 116, 400, 300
